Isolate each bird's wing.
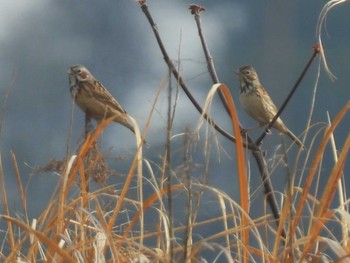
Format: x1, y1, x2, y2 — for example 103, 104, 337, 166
258, 85, 279, 119
88, 80, 128, 114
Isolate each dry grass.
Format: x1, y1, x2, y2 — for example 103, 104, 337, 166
0, 85, 349, 262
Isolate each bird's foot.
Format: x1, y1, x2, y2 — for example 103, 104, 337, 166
240, 127, 248, 136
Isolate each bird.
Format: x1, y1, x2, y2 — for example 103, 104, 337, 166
236, 65, 304, 148
68, 64, 136, 133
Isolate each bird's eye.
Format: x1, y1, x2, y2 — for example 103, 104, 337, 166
245, 70, 250, 75
76, 69, 82, 74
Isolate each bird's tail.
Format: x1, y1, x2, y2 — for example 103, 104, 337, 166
286, 129, 305, 149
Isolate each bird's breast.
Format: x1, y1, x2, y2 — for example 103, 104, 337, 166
240, 92, 270, 125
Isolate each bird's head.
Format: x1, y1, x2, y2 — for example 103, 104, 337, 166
236, 66, 260, 84
235, 66, 260, 93
68, 65, 94, 82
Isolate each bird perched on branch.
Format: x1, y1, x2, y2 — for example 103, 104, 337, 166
236, 65, 304, 149
68, 64, 136, 133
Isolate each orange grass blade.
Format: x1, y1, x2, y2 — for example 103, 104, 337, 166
10, 152, 29, 225
274, 191, 292, 257
105, 82, 162, 235
217, 84, 249, 262
62, 116, 115, 199
291, 101, 350, 239
0, 215, 76, 262
0, 153, 15, 250
300, 131, 350, 260
57, 117, 115, 235
106, 140, 140, 231
200, 83, 249, 260
216, 84, 248, 210
122, 184, 183, 239
317, 132, 350, 218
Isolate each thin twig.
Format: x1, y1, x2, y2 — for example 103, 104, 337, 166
66, 97, 75, 158
190, 5, 231, 116
183, 128, 193, 263
0, 70, 16, 146
256, 44, 321, 146
250, 149, 283, 234
166, 68, 174, 261
188, 4, 286, 239
139, 2, 258, 149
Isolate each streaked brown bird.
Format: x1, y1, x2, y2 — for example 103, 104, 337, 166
236, 65, 304, 148
68, 64, 135, 133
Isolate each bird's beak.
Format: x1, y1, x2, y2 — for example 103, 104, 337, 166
67, 68, 73, 75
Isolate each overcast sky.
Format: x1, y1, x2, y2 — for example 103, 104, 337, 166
1, 0, 349, 253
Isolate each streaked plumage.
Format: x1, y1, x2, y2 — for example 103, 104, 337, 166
236, 65, 304, 148
68, 64, 135, 133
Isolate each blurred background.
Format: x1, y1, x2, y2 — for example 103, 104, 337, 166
0, 0, 349, 256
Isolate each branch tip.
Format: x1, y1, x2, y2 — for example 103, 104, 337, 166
313, 43, 321, 54
138, 0, 146, 5
189, 4, 206, 15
